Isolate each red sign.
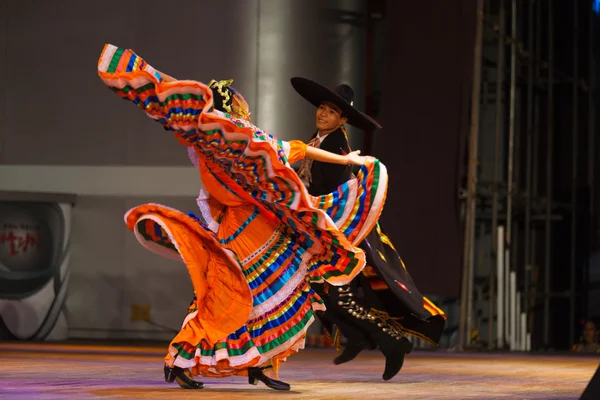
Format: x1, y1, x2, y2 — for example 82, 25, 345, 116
0, 224, 41, 256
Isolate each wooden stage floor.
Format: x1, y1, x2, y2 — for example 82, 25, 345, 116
0, 343, 597, 399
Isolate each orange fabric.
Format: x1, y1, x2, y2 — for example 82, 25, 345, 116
206, 195, 226, 224
287, 140, 308, 164
197, 157, 246, 208
218, 205, 277, 257
125, 205, 253, 349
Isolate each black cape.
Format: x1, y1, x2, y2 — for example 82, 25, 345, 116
307, 128, 445, 344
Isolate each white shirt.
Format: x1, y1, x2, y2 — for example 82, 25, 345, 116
315, 132, 331, 146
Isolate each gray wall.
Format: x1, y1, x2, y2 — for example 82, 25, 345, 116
0, 0, 368, 340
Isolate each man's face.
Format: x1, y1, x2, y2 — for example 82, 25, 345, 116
316, 102, 347, 133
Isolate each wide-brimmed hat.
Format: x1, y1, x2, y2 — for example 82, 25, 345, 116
291, 77, 382, 131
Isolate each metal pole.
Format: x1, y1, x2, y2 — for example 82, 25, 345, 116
510, 271, 517, 349
505, 1, 518, 351
482, 0, 494, 352
543, 0, 554, 348
523, 0, 535, 329
507, 0, 517, 255
497, 226, 505, 348
569, 0, 579, 350
532, 0, 542, 207
483, 76, 496, 350
460, 0, 484, 349
587, 0, 596, 326
510, 0, 524, 328
491, 0, 506, 349
530, 0, 542, 347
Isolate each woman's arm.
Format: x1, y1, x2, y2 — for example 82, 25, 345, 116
157, 70, 177, 82
305, 146, 367, 166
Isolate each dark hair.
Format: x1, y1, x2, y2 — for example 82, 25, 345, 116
208, 79, 238, 114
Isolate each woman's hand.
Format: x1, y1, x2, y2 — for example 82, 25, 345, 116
345, 150, 371, 166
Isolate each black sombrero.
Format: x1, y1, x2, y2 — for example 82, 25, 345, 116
291, 77, 382, 131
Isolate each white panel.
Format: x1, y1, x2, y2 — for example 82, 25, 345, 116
0, 166, 201, 197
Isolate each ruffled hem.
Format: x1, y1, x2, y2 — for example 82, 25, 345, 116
166, 334, 308, 378
165, 287, 323, 377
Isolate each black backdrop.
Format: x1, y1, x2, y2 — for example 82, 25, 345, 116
374, 0, 478, 298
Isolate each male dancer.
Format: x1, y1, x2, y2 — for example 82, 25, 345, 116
293, 77, 446, 381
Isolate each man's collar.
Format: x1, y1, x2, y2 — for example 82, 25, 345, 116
317, 127, 341, 139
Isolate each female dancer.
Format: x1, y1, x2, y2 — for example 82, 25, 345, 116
98, 44, 387, 391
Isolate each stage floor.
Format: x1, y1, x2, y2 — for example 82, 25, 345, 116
0, 343, 597, 399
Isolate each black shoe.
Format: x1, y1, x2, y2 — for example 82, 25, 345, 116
381, 337, 413, 381
248, 366, 291, 391
333, 341, 367, 365
164, 365, 204, 389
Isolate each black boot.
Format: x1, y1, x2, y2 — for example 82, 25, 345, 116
247, 366, 291, 391
164, 365, 204, 389
382, 351, 405, 381
379, 336, 413, 381
325, 283, 374, 365
333, 341, 367, 365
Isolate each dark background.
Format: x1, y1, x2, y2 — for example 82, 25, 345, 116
375, 1, 477, 299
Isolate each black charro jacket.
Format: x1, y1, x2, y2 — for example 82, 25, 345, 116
307, 127, 352, 196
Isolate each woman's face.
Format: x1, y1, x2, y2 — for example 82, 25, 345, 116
232, 93, 251, 121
